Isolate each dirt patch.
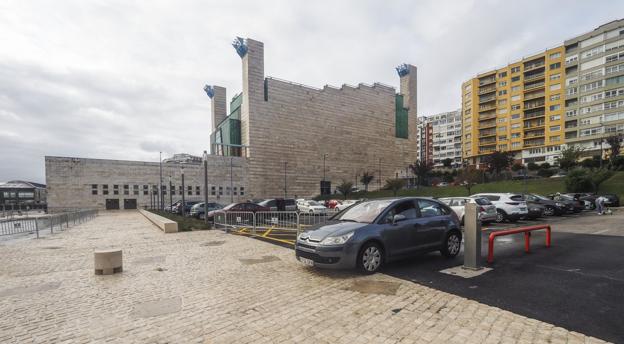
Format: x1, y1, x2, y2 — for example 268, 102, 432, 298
345, 280, 401, 296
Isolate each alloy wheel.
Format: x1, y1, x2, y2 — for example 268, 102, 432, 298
544, 207, 555, 216
447, 234, 461, 255
362, 246, 381, 272
496, 211, 504, 223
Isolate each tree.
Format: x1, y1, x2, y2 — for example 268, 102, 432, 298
558, 145, 584, 171
511, 163, 523, 172
540, 162, 551, 170
409, 160, 432, 186
483, 151, 514, 175
564, 168, 613, 193
384, 178, 406, 196
605, 133, 623, 166
336, 180, 353, 200
360, 171, 374, 192
456, 166, 481, 196
527, 162, 539, 171
442, 158, 453, 168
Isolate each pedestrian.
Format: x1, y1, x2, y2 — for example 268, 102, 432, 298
595, 196, 606, 215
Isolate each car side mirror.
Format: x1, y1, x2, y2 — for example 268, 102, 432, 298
392, 214, 406, 224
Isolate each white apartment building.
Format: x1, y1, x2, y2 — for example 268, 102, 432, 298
429, 110, 463, 168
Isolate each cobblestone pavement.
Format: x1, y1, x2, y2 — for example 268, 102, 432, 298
0, 211, 609, 343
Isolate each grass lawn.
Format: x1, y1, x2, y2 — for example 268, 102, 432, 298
319, 171, 624, 201
148, 210, 211, 231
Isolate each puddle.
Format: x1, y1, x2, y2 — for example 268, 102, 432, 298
131, 297, 182, 318
239, 255, 281, 265
133, 256, 166, 265
345, 280, 401, 296
201, 241, 226, 247
0, 282, 62, 297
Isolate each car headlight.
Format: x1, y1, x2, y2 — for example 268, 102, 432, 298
320, 232, 354, 246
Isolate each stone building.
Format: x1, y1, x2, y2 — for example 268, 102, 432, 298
207, 37, 419, 198
45, 37, 419, 210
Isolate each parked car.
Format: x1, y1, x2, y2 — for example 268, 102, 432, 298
257, 198, 297, 211
437, 197, 497, 225
564, 193, 597, 210
205, 202, 269, 221
437, 182, 449, 187
297, 200, 328, 215
335, 200, 359, 211
295, 197, 461, 273
601, 194, 620, 207
470, 193, 528, 223
171, 200, 201, 216
324, 199, 340, 209
504, 194, 544, 219
190, 202, 224, 219
523, 194, 566, 216
548, 194, 583, 213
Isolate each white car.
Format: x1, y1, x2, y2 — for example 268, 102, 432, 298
438, 197, 498, 225
334, 200, 359, 211
470, 193, 528, 223
297, 200, 328, 215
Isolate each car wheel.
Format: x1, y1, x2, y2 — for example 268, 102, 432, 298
544, 206, 555, 216
495, 210, 505, 223
441, 230, 462, 258
358, 242, 383, 274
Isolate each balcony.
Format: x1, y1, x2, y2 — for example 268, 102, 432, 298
524, 130, 545, 138
479, 129, 497, 137
478, 94, 496, 104
478, 120, 496, 129
479, 77, 496, 86
523, 139, 545, 147
524, 101, 545, 110
524, 72, 545, 82
524, 121, 545, 129
524, 61, 545, 72
479, 104, 496, 112
524, 91, 545, 101
524, 110, 545, 119
524, 81, 545, 91
478, 113, 497, 121
565, 120, 578, 129
479, 138, 497, 145
478, 86, 496, 95
479, 147, 496, 154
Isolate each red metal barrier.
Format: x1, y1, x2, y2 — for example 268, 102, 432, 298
488, 224, 551, 263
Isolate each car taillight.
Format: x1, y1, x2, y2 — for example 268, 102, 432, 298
506, 202, 519, 205
479, 206, 485, 212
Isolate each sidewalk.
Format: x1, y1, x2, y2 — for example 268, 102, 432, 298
0, 211, 608, 343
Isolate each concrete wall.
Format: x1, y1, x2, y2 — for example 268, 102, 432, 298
239, 38, 419, 198
45, 156, 247, 212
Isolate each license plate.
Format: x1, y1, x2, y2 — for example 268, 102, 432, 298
299, 257, 314, 266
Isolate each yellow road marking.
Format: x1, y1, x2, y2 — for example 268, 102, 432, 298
262, 226, 275, 237
239, 227, 248, 233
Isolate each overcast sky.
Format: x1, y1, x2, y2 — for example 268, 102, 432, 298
1, 1, 623, 183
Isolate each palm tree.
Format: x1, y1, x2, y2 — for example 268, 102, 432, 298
336, 180, 353, 200
409, 160, 432, 187
384, 178, 406, 196
360, 171, 374, 192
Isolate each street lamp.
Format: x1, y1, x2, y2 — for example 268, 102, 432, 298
168, 175, 172, 212
203, 151, 209, 225
284, 161, 288, 198
322, 153, 328, 181
600, 119, 605, 169
180, 166, 185, 217
378, 158, 382, 190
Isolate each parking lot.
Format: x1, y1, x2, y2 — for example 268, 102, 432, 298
222, 208, 624, 343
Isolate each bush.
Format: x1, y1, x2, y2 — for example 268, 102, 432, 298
537, 168, 555, 178
540, 162, 551, 170
527, 162, 539, 171
564, 168, 614, 192
610, 156, 624, 171
511, 163, 523, 172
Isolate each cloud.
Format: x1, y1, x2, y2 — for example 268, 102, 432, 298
0, 0, 623, 182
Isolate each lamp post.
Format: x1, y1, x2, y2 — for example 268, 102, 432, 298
159, 151, 163, 211
230, 157, 234, 203
322, 153, 328, 181
203, 151, 209, 225
168, 175, 172, 211
600, 120, 605, 169
378, 158, 382, 190
149, 184, 153, 209
181, 166, 185, 217
284, 161, 288, 198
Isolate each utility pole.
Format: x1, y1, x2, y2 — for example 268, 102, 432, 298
159, 152, 164, 211
168, 175, 172, 211
181, 167, 185, 217
323, 153, 327, 181
284, 161, 288, 198
203, 151, 209, 224
378, 158, 382, 190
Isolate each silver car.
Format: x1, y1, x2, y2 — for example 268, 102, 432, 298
295, 197, 462, 274
438, 197, 497, 225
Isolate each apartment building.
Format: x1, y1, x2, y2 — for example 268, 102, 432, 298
416, 117, 433, 165
429, 110, 462, 168
462, 46, 566, 166
563, 19, 624, 156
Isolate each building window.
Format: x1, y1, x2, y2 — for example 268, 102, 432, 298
133, 185, 139, 195
498, 81, 507, 87
219, 186, 223, 195
498, 71, 507, 78
123, 184, 129, 195
511, 66, 520, 73
226, 187, 231, 196
549, 104, 560, 111
549, 84, 561, 91
512, 142, 521, 148
195, 186, 200, 196
511, 123, 521, 129
549, 62, 561, 70
550, 115, 561, 121
240, 187, 245, 196
549, 94, 560, 101
211, 186, 216, 196
91, 184, 98, 195
550, 125, 561, 132
511, 133, 521, 138
143, 185, 148, 195
511, 95, 520, 102
498, 126, 507, 132
103, 184, 109, 195
511, 113, 521, 119
549, 52, 561, 59
187, 185, 192, 196
550, 73, 561, 81
550, 135, 561, 142
511, 76, 520, 82
233, 187, 237, 196
113, 185, 119, 195
498, 90, 507, 96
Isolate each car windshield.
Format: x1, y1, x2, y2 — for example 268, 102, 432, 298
308, 201, 322, 206
473, 198, 491, 205
334, 200, 394, 223
532, 194, 550, 201
222, 203, 238, 210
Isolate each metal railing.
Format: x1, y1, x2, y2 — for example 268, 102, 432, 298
213, 210, 339, 238
0, 209, 98, 238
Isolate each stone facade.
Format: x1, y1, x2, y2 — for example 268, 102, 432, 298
212, 37, 419, 198
45, 156, 247, 212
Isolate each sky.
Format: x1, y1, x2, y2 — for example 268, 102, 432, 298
1, 0, 623, 183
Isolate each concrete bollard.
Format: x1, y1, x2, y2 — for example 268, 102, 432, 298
463, 203, 482, 270
94, 249, 123, 275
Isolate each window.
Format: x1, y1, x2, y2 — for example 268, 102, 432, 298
417, 200, 449, 218
549, 94, 560, 101
511, 76, 520, 82
498, 71, 507, 78
499, 81, 507, 87
195, 186, 200, 196
511, 113, 521, 119
511, 85, 520, 92
580, 80, 604, 92
498, 126, 507, 132
550, 135, 561, 142
383, 201, 418, 223
606, 75, 624, 86
91, 184, 98, 195
549, 83, 561, 91
211, 186, 216, 196
511, 104, 521, 110
498, 99, 507, 106
498, 108, 508, 114
226, 187, 231, 196
511, 123, 521, 129
123, 184, 129, 195
605, 87, 624, 98
240, 187, 245, 196
511, 95, 520, 102
498, 135, 507, 141
103, 185, 109, 195
550, 73, 561, 80
187, 185, 192, 196
219, 186, 223, 195
549, 62, 561, 70
133, 185, 139, 195
498, 90, 507, 96
512, 142, 521, 148
497, 118, 507, 123
606, 63, 624, 75
233, 187, 237, 196
550, 115, 561, 121
550, 125, 560, 132
511, 66, 520, 73
549, 104, 560, 111
511, 133, 521, 138
113, 185, 119, 195
549, 52, 561, 59
143, 185, 148, 195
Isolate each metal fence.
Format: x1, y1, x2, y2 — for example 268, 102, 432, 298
0, 209, 98, 238
213, 210, 337, 236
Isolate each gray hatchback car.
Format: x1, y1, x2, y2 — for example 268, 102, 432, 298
295, 197, 462, 274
